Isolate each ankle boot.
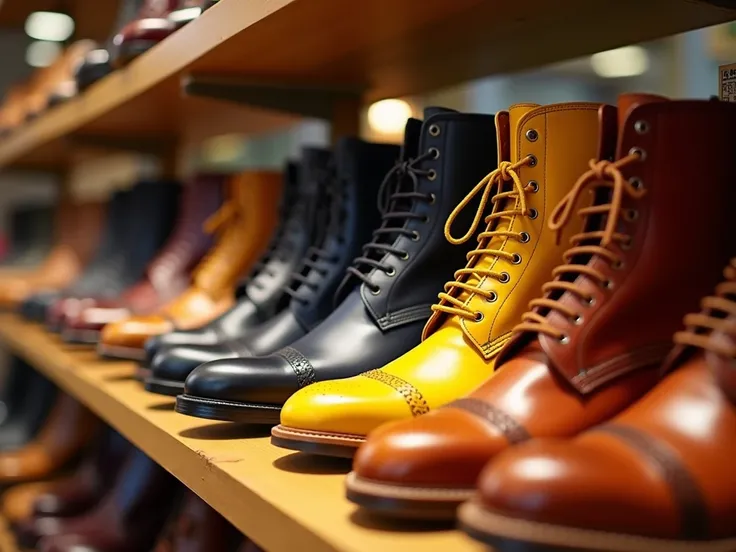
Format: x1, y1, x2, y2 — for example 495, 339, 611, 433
60, 175, 223, 344
111, 0, 178, 67
148, 141, 394, 396
36, 449, 180, 552
176, 108, 499, 424
99, 171, 283, 361
461, 257, 736, 551
141, 153, 330, 378
272, 102, 607, 459
348, 94, 736, 522
0, 393, 98, 483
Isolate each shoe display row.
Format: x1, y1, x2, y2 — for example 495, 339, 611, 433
3, 92, 736, 551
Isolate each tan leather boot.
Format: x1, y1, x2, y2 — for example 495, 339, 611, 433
98, 171, 282, 360
348, 94, 736, 520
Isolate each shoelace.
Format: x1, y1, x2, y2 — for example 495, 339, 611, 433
345, 150, 435, 293
673, 259, 736, 358
513, 152, 644, 340
432, 157, 533, 321
192, 200, 241, 291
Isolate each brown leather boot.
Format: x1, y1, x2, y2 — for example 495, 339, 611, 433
98, 171, 282, 360
0, 201, 105, 310
460, 258, 736, 551
0, 394, 98, 484
347, 94, 736, 520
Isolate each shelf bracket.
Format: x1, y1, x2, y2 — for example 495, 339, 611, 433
182, 74, 365, 142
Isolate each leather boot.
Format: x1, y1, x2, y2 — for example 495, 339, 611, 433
0, 200, 106, 310
144, 151, 335, 394
16, 430, 132, 548
0, 358, 57, 451
272, 102, 605, 458
0, 393, 97, 484
346, 94, 736, 521
43, 181, 180, 331
460, 258, 736, 551
0, 205, 54, 271
168, 0, 216, 27
176, 108, 498, 424
99, 171, 283, 361
111, 0, 178, 67
169, 136, 398, 408
152, 492, 241, 552
36, 449, 180, 552
60, 175, 223, 344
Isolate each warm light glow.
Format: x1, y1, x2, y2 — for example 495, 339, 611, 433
26, 41, 62, 68
367, 99, 413, 135
25, 11, 75, 42
590, 46, 650, 78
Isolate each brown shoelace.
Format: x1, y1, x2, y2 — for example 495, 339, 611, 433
674, 259, 736, 358
513, 152, 644, 340
432, 157, 533, 321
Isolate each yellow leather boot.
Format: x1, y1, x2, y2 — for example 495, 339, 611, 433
272, 103, 607, 457
98, 171, 282, 361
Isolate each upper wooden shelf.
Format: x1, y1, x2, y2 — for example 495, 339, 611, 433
1, 0, 735, 169
0, 314, 483, 552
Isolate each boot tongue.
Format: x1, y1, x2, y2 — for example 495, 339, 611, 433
509, 104, 541, 161
617, 93, 667, 128
401, 118, 422, 161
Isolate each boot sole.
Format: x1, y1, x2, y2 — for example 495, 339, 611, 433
60, 328, 101, 345
270, 425, 364, 458
144, 376, 184, 397
345, 472, 472, 521
458, 500, 736, 552
97, 343, 146, 361
175, 394, 280, 424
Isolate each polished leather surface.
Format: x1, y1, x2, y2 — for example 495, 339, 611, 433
61, 174, 223, 338
280, 102, 604, 440
75, 48, 113, 92
112, 0, 178, 66
350, 95, 736, 503
144, 153, 330, 362
182, 110, 500, 412
35, 449, 180, 552
100, 171, 283, 357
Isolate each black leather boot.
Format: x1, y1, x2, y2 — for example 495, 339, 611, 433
147, 141, 398, 396
175, 108, 498, 424
141, 153, 331, 381
1, 205, 54, 269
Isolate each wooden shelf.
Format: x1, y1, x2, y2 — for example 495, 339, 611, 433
0, 314, 483, 552
2, 0, 735, 170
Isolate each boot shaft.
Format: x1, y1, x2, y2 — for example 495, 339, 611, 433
57, 200, 107, 266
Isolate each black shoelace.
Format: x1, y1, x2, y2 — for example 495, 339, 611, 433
344, 150, 436, 294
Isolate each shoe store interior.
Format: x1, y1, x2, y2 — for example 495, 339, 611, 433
0, 1, 734, 551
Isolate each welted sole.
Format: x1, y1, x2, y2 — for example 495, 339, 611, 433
458, 500, 736, 552
270, 425, 364, 458
97, 343, 146, 361
345, 472, 472, 521
144, 377, 184, 397
175, 394, 281, 424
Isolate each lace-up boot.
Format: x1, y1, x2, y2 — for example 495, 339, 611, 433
98, 171, 282, 361
347, 93, 736, 522
150, 139, 396, 396
273, 102, 605, 460
461, 258, 736, 551
176, 108, 498, 424
143, 152, 336, 393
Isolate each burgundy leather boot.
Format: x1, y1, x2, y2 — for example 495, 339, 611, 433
111, 0, 179, 67
60, 175, 224, 345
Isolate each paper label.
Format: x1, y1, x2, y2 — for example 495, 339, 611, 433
720, 63, 736, 101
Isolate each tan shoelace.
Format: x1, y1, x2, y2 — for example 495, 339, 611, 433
192, 200, 241, 291
513, 152, 644, 340
432, 157, 533, 321
674, 259, 736, 358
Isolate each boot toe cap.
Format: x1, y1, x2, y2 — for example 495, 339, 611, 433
100, 315, 173, 349
151, 344, 235, 384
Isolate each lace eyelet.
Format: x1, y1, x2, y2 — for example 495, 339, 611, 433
527, 154, 538, 167
528, 180, 539, 193
511, 253, 522, 265
602, 279, 614, 290
400, 251, 410, 260
428, 193, 436, 204
612, 259, 625, 270
584, 296, 596, 307
474, 311, 484, 322
429, 147, 440, 159
634, 120, 649, 134
370, 286, 381, 296
629, 147, 647, 161
623, 209, 639, 222
620, 237, 633, 251
486, 291, 498, 303
422, 215, 430, 223
559, 335, 570, 344
385, 267, 396, 276
427, 169, 437, 181
499, 272, 510, 284
411, 231, 421, 241
629, 177, 644, 191
528, 208, 538, 220
519, 232, 531, 243
525, 129, 538, 142
572, 315, 583, 325
429, 124, 441, 137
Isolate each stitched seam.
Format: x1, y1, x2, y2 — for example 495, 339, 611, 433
277, 346, 316, 388
377, 304, 433, 327
361, 370, 430, 416
280, 429, 366, 441
446, 398, 530, 444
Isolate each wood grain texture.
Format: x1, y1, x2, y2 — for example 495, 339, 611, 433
1, 0, 735, 170
0, 315, 484, 552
